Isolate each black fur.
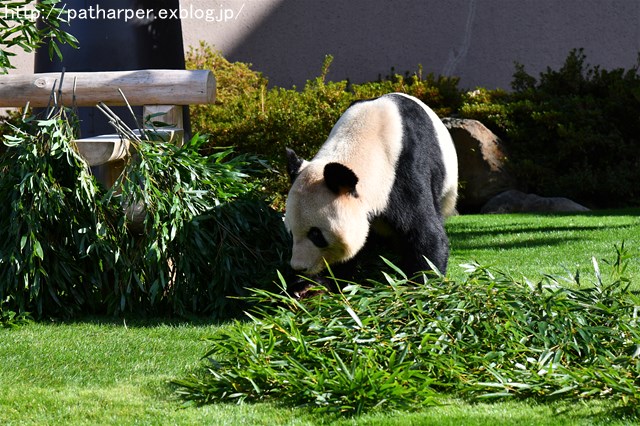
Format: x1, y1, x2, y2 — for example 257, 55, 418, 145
380, 94, 449, 274
324, 163, 359, 196
327, 94, 449, 277
286, 148, 304, 182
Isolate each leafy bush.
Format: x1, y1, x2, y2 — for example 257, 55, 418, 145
0, 105, 288, 318
0, 301, 32, 328
156, 196, 290, 318
188, 46, 640, 210
461, 49, 640, 208
105, 134, 287, 318
174, 245, 640, 417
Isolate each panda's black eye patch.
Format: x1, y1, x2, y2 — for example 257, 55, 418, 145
307, 227, 329, 248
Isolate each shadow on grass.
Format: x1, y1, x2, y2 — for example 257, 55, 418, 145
448, 209, 640, 252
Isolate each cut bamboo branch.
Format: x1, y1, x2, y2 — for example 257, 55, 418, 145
0, 69, 216, 107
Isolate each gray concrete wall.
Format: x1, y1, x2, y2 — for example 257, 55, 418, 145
180, 0, 640, 89
7, 0, 640, 90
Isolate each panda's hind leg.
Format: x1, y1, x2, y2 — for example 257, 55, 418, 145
401, 215, 449, 277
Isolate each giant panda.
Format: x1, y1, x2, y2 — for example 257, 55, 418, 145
285, 92, 458, 284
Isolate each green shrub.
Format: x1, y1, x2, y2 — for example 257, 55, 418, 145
0, 301, 32, 328
175, 245, 640, 417
106, 135, 287, 318
159, 196, 290, 318
461, 49, 640, 208
0, 105, 288, 318
188, 46, 640, 210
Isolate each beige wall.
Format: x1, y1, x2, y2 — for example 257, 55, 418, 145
9, 0, 640, 90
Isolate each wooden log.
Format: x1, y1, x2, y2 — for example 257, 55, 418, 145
0, 69, 216, 108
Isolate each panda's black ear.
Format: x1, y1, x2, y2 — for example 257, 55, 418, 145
324, 163, 359, 197
286, 148, 305, 182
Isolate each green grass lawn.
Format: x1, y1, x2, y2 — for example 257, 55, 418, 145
447, 209, 640, 285
1, 210, 639, 425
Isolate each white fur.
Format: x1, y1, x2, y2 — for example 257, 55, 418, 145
285, 163, 370, 274
285, 97, 404, 274
314, 95, 405, 215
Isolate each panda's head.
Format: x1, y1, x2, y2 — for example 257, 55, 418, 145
284, 148, 370, 275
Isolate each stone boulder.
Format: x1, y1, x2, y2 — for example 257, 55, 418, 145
443, 118, 516, 213
481, 190, 590, 214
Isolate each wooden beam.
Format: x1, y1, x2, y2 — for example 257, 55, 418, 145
0, 69, 216, 108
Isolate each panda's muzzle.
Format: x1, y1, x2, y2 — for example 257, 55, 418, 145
290, 260, 323, 276
290, 236, 328, 275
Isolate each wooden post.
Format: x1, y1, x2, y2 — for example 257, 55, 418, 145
143, 105, 185, 145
